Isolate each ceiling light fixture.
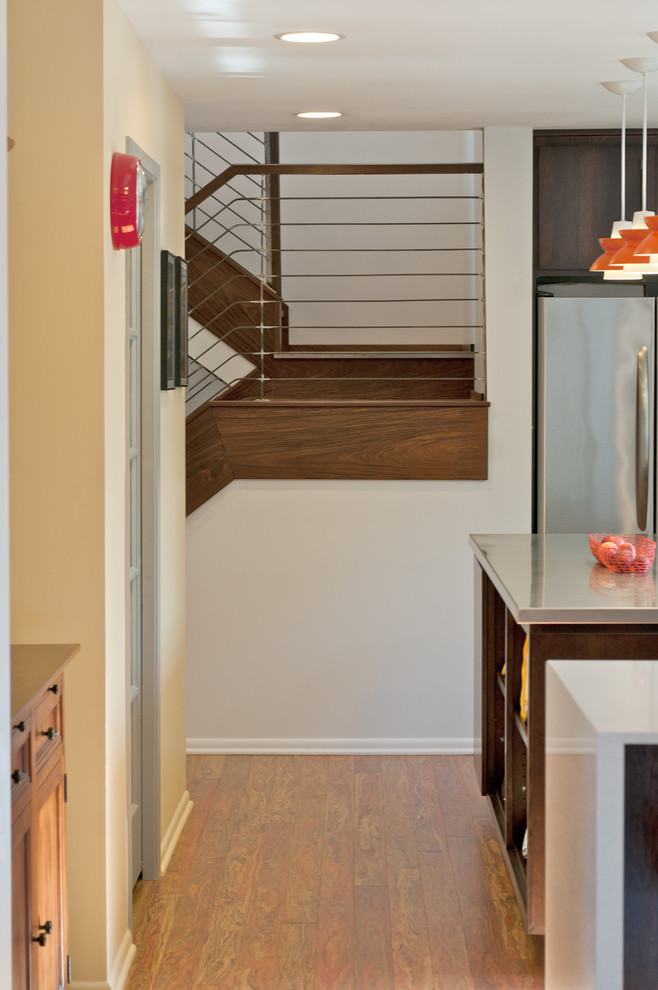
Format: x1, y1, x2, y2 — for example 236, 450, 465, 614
590, 80, 643, 280
295, 111, 342, 119
276, 32, 344, 44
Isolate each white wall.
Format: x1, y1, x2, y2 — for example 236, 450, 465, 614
0, 1, 12, 984
278, 130, 482, 350
186, 128, 533, 753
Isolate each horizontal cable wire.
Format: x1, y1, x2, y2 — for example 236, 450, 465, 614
185, 140, 486, 396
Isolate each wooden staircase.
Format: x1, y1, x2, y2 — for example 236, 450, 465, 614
184, 160, 489, 513
186, 227, 285, 383
186, 397, 488, 514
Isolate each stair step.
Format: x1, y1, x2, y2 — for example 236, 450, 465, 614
273, 350, 474, 360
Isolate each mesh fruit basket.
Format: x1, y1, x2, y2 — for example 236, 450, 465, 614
589, 533, 656, 573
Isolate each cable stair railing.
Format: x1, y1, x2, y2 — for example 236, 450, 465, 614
185, 160, 485, 405
183, 148, 489, 508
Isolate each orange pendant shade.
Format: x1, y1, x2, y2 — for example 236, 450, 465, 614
590, 237, 625, 272
610, 227, 651, 266
635, 215, 658, 257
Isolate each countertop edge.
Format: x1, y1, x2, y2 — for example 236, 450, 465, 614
470, 534, 522, 621
469, 534, 658, 624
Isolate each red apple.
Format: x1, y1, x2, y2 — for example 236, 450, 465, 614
632, 555, 651, 573
602, 535, 625, 546
615, 545, 635, 568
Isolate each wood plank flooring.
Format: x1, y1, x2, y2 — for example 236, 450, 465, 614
126, 755, 544, 990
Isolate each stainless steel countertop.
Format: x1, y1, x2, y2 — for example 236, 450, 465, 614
469, 533, 658, 624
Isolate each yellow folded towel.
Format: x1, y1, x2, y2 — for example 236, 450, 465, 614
520, 636, 528, 722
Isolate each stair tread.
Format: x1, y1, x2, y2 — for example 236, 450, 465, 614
273, 350, 475, 360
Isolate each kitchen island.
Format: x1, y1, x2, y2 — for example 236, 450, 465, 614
545, 659, 658, 990
470, 533, 658, 934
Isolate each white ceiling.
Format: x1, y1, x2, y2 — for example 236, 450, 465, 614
118, 0, 658, 133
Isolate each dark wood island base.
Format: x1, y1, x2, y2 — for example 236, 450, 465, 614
471, 534, 658, 934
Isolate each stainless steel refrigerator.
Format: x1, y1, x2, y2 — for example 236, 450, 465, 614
536, 291, 656, 534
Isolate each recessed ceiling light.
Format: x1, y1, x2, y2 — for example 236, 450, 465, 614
295, 111, 343, 119
275, 32, 344, 44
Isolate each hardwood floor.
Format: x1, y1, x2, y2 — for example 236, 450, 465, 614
126, 755, 544, 990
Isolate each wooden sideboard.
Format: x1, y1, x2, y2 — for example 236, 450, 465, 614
11, 644, 79, 990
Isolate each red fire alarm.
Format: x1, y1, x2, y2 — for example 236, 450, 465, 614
110, 152, 147, 250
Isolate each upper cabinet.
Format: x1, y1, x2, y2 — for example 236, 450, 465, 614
534, 130, 658, 277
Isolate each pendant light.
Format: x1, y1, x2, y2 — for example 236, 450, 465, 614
612, 57, 658, 273
632, 36, 658, 264
590, 80, 643, 279
635, 214, 658, 259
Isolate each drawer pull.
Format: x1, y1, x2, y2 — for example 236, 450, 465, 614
32, 921, 53, 946
48, 684, 60, 695
13, 721, 26, 732
41, 727, 59, 741
11, 769, 27, 784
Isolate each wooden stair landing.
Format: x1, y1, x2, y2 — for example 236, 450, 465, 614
186, 398, 489, 514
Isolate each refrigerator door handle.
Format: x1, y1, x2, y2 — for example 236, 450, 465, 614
636, 345, 650, 531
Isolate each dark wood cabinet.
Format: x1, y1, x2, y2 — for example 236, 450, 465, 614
534, 129, 658, 276
11, 645, 79, 990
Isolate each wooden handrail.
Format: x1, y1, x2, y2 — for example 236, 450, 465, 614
185, 162, 484, 214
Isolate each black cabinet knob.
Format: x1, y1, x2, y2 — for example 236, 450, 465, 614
11, 769, 27, 784
13, 721, 26, 732
32, 933, 47, 947
39, 921, 53, 935
41, 727, 59, 741
48, 683, 59, 695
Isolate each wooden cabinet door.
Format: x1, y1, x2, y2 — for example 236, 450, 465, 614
31, 762, 67, 990
12, 800, 32, 990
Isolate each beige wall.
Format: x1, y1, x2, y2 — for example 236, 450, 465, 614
8, 0, 108, 977
186, 128, 533, 753
0, 1, 12, 985
8, 0, 186, 985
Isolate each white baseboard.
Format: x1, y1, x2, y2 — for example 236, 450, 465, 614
187, 737, 474, 755
160, 789, 193, 875
70, 928, 135, 990
110, 929, 136, 990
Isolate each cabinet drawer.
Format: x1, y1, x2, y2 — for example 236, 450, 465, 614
33, 680, 63, 768
11, 717, 31, 808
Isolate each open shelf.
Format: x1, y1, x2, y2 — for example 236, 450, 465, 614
508, 843, 528, 904
491, 787, 506, 835
475, 564, 535, 930
514, 711, 529, 748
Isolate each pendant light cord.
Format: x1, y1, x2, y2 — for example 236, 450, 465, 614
621, 92, 627, 220
642, 72, 648, 212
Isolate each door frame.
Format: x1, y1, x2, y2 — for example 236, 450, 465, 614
127, 138, 161, 882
